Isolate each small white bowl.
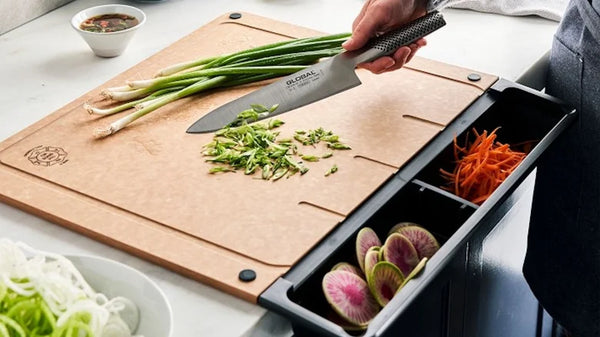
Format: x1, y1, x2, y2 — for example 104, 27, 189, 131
71, 4, 146, 57
68, 254, 173, 337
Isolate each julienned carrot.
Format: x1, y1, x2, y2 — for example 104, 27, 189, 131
440, 127, 526, 205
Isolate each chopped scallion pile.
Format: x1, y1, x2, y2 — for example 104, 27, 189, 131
203, 105, 350, 180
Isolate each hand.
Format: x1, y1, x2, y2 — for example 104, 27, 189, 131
343, 0, 428, 74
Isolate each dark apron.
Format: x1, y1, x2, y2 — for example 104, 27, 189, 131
524, 1, 600, 336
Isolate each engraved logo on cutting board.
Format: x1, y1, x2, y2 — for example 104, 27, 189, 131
24, 146, 68, 166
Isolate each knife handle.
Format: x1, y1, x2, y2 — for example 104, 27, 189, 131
349, 11, 446, 66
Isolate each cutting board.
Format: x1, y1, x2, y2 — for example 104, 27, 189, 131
0, 12, 497, 302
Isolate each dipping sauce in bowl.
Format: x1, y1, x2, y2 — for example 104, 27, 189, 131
71, 4, 146, 57
80, 13, 140, 33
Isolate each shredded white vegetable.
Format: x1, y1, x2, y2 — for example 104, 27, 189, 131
0, 238, 143, 337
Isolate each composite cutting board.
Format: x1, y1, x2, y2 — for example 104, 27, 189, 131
0, 12, 497, 302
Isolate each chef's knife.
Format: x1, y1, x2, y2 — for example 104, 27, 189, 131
187, 11, 446, 134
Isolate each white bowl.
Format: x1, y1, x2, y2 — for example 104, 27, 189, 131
71, 4, 146, 57
67, 254, 173, 337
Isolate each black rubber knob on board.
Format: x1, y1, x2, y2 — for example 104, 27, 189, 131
229, 13, 242, 19
239, 269, 256, 282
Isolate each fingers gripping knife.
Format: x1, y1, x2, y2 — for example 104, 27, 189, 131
187, 11, 446, 133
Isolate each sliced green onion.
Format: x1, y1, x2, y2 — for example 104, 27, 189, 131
0, 239, 140, 337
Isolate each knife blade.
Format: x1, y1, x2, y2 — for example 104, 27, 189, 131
187, 11, 446, 134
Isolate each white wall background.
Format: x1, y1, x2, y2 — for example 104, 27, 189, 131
0, 0, 74, 34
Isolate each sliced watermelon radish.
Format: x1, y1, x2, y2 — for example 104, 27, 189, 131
322, 270, 380, 326
382, 233, 419, 276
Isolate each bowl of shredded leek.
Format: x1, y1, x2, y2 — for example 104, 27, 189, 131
0, 239, 172, 337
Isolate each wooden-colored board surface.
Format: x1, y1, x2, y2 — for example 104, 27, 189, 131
0, 12, 497, 302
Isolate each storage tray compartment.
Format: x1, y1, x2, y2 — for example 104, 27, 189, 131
259, 80, 576, 337
260, 180, 476, 337
414, 84, 573, 206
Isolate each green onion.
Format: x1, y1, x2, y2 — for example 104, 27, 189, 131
226, 104, 279, 128
95, 76, 229, 138
325, 164, 339, 176
89, 33, 350, 138
203, 106, 350, 180
209, 166, 235, 174
328, 142, 352, 150
294, 127, 352, 149
301, 154, 320, 162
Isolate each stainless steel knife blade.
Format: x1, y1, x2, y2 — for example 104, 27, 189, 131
187, 11, 446, 134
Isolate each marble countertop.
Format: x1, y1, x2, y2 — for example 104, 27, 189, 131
0, 1, 559, 336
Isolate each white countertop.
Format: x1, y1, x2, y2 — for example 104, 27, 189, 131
0, 1, 559, 336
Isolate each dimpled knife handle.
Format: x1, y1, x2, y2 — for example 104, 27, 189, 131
350, 11, 446, 65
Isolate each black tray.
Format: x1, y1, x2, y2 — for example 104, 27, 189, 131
259, 79, 576, 337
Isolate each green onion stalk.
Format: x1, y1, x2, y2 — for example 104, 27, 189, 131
89, 33, 351, 138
